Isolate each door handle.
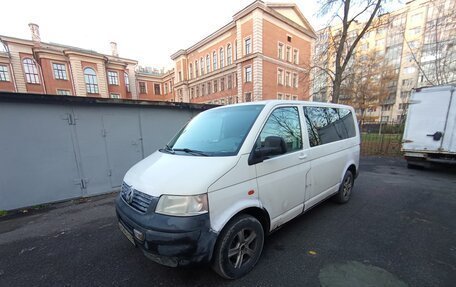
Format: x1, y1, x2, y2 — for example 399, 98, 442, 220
426, 131, 443, 141
298, 154, 308, 160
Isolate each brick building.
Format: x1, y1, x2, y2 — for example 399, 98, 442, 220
0, 1, 315, 104
171, 0, 316, 104
0, 24, 174, 101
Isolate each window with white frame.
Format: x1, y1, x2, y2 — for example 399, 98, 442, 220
228, 75, 232, 89
189, 63, 193, 79
220, 77, 225, 91
286, 46, 291, 62
227, 44, 232, 65
206, 54, 210, 73
84, 67, 98, 94
213, 51, 218, 70
278, 43, 284, 60
0, 65, 10, 81
278, 68, 284, 85
293, 49, 298, 64
208, 81, 212, 94
285, 71, 291, 86
245, 37, 251, 55
201, 57, 204, 75
277, 93, 283, 100
110, 93, 121, 99
23, 58, 40, 84
292, 95, 297, 101
107, 71, 119, 85
245, 92, 252, 102
285, 94, 291, 100
190, 88, 194, 99
57, 89, 71, 95
220, 47, 224, 68
124, 72, 130, 92
195, 60, 199, 77
154, 83, 161, 95
292, 73, 298, 88
245, 66, 252, 82
202, 84, 205, 96
53, 63, 67, 80
139, 82, 147, 93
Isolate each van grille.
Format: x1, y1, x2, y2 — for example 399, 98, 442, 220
121, 182, 154, 213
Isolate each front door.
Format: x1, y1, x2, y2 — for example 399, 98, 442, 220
254, 106, 310, 230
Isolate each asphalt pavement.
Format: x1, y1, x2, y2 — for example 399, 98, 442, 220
0, 157, 455, 286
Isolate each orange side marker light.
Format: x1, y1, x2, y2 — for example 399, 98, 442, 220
248, 190, 255, 195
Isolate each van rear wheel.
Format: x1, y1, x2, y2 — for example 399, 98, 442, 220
211, 214, 264, 279
334, 170, 354, 204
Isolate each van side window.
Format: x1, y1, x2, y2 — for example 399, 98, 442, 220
303, 107, 356, 147
257, 107, 302, 154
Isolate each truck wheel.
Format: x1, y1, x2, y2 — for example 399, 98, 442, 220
334, 170, 354, 204
211, 214, 264, 279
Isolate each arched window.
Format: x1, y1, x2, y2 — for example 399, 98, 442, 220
220, 47, 225, 68
206, 54, 210, 73
124, 72, 130, 92
227, 44, 232, 65
23, 58, 40, 84
84, 68, 99, 94
213, 51, 217, 70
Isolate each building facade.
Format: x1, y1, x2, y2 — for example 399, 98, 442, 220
170, 0, 315, 104
0, 24, 174, 101
1, 1, 315, 105
312, 0, 456, 123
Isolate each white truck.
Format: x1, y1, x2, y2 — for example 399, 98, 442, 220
402, 85, 456, 167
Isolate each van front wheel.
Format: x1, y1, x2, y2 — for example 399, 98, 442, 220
334, 170, 354, 204
211, 214, 264, 279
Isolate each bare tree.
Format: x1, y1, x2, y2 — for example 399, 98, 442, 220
339, 51, 395, 123
316, 0, 387, 103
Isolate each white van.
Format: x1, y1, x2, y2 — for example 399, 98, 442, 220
116, 100, 360, 279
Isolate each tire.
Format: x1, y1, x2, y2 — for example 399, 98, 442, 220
334, 170, 354, 204
211, 214, 264, 279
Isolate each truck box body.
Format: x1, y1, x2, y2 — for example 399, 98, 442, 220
402, 85, 456, 165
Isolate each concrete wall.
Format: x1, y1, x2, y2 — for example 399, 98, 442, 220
0, 93, 212, 210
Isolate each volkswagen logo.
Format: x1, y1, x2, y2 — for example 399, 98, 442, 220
125, 186, 135, 204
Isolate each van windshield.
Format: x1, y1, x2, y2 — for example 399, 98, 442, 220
166, 105, 264, 156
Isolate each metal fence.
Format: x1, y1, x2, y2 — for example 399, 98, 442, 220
360, 121, 404, 156
0, 93, 211, 211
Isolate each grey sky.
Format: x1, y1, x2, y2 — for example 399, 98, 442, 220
0, 0, 401, 69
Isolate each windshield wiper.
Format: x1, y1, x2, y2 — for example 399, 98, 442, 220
159, 144, 175, 154
173, 148, 209, 156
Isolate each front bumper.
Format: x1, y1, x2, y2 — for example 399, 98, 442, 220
115, 195, 217, 267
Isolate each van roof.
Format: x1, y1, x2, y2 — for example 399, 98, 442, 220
214, 100, 354, 110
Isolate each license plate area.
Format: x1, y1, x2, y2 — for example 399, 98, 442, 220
118, 221, 136, 246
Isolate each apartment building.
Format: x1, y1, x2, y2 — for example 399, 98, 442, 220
0, 24, 174, 101
171, 0, 316, 104
312, 0, 456, 123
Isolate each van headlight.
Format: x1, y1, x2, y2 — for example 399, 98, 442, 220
155, 194, 208, 216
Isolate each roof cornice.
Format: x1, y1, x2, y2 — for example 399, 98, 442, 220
170, 0, 316, 59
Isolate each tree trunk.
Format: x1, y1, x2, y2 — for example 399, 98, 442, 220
332, 73, 342, 103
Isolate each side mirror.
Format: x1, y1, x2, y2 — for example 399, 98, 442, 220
248, 136, 287, 165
